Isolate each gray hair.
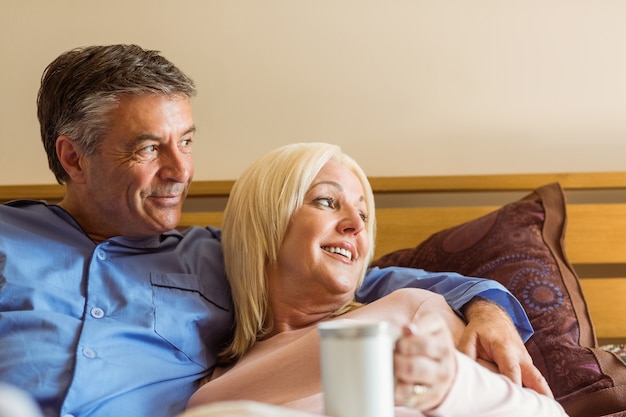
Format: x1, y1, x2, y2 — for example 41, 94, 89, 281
37, 44, 197, 184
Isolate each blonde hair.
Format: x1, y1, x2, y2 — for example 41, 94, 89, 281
220, 142, 376, 362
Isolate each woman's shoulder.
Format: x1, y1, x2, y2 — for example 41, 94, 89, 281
356, 288, 465, 341
345, 287, 452, 326
382, 287, 447, 305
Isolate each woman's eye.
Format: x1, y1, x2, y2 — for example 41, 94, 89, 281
315, 197, 335, 208
360, 212, 369, 222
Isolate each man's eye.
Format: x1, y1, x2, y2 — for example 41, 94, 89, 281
135, 145, 158, 160
181, 138, 193, 148
139, 145, 157, 153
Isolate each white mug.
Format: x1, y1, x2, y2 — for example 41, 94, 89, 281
317, 320, 396, 417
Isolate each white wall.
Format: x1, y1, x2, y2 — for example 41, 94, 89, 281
2, 1, 625, 185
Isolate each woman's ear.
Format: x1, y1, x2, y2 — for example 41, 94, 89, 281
56, 136, 86, 184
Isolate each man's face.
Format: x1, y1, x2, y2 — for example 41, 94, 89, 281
75, 94, 195, 240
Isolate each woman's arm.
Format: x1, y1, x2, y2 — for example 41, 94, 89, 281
357, 266, 552, 397
393, 313, 567, 417
357, 266, 532, 340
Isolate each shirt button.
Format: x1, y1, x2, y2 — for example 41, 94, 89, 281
82, 348, 96, 359
96, 250, 106, 260
90, 307, 105, 319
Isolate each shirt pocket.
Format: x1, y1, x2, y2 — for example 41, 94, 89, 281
150, 272, 230, 369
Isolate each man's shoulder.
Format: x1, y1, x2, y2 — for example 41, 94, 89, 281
179, 225, 222, 240
2, 199, 50, 210
0, 200, 58, 224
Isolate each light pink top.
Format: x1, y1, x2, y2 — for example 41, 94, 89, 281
188, 288, 567, 417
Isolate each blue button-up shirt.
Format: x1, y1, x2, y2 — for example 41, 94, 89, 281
0, 200, 531, 417
0, 201, 231, 417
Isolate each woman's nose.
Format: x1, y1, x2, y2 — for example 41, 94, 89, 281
339, 207, 365, 235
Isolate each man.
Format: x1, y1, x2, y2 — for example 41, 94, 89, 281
0, 44, 548, 417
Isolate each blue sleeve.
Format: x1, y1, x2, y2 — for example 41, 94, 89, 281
355, 266, 534, 342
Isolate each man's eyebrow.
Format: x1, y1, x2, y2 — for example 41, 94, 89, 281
132, 133, 161, 144
184, 125, 197, 136
130, 125, 197, 146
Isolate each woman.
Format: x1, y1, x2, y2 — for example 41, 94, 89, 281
186, 143, 567, 416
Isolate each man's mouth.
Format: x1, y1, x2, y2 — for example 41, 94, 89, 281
149, 194, 183, 206
322, 246, 353, 261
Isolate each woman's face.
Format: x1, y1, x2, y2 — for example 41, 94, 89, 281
269, 159, 370, 310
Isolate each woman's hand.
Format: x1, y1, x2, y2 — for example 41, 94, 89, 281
393, 313, 457, 411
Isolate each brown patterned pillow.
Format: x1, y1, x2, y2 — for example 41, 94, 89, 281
370, 183, 626, 417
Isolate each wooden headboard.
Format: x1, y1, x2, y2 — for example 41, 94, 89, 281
2, 172, 626, 344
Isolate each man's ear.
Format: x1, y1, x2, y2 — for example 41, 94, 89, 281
56, 136, 86, 184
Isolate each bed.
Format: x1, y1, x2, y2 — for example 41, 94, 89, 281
2, 172, 626, 416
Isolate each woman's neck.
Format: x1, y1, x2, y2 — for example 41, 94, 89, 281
266, 299, 363, 337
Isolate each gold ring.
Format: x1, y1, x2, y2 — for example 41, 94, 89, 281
405, 384, 428, 408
